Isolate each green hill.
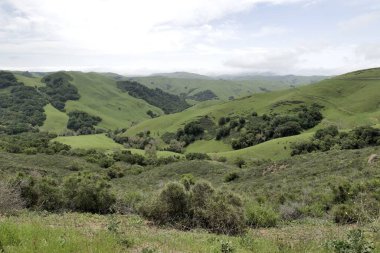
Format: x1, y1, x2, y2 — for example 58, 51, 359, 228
13, 72, 164, 133
132, 75, 325, 101
126, 68, 380, 160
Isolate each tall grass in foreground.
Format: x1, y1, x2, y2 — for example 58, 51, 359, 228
0, 212, 379, 253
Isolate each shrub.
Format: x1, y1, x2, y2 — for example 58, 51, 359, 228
330, 229, 374, 253
216, 156, 227, 163
185, 152, 210, 160
159, 182, 189, 221
205, 191, 246, 235
33, 177, 63, 211
220, 240, 235, 253
0, 181, 24, 215
180, 174, 195, 190
140, 181, 246, 235
245, 203, 279, 228
224, 172, 239, 182
234, 157, 246, 168
332, 204, 361, 224
63, 173, 116, 214
279, 202, 303, 221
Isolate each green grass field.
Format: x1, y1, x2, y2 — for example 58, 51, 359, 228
209, 133, 314, 161
186, 139, 233, 153
53, 134, 123, 150
14, 74, 45, 88
126, 148, 184, 158
40, 104, 69, 134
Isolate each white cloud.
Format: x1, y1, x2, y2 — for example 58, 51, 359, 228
338, 11, 380, 31
1, 0, 379, 75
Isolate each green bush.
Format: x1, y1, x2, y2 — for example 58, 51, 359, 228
234, 157, 246, 168
224, 172, 239, 182
330, 229, 374, 253
245, 203, 279, 228
185, 152, 210, 160
0, 181, 24, 215
220, 240, 235, 253
332, 204, 361, 224
33, 177, 63, 211
63, 173, 116, 214
140, 181, 246, 235
205, 190, 246, 235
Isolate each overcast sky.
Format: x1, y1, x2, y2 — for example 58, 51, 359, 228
1, 0, 380, 75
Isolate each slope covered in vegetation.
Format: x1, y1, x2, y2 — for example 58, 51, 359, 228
117, 80, 190, 114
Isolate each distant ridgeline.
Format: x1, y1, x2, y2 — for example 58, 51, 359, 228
40, 72, 80, 111
117, 80, 190, 114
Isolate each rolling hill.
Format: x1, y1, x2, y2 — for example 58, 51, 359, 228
132, 74, 327, 101
10, 68, 380, 161
125, 68, 380, 160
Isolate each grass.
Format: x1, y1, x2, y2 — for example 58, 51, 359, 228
53, 134, 123, 151
126, 148, 184, 158
1, 142, 380, 252
1, 212, 379, 253
64, 72, 163, 130
40, 104, 69, 134
209, 133, 313, 161
14, 74, 45, 88
186, 139, 233, 153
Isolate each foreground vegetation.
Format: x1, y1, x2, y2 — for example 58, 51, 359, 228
1, 68, 380, 252
1, 212, 379, 253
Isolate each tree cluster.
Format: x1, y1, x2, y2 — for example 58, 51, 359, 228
67, 110, 102, 134
216, 104, 324, 150
41, 72, 80, 111
291, 125, 380, 156
0, 74, 48, 134
117, 80, 190, 114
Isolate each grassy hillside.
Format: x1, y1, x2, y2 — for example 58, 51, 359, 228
133, 75, 326, 101
126, 68, 380, 158
40, 104, 69, 134
64, 72, 163, 130
13, 71, 164, 132
13, 73, 45, 88
209, 133, 313, 161
53, 134, 123, 150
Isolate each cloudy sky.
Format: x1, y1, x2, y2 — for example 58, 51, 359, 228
1, 0, 380, 75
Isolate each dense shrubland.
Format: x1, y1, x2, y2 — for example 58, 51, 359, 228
0, 132, 70, 154
154, 104, 323, 151
67, 110, 102, 134
117, 80, 190, 114
7, 172, 115, 214
0, 72, 48, 134
0, 71, 21, 88
291, 125, 380, 155
40, 72, 80, 111
139, 180, 246, 235
226, 104, 323, 150
187, 89, 218, 101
